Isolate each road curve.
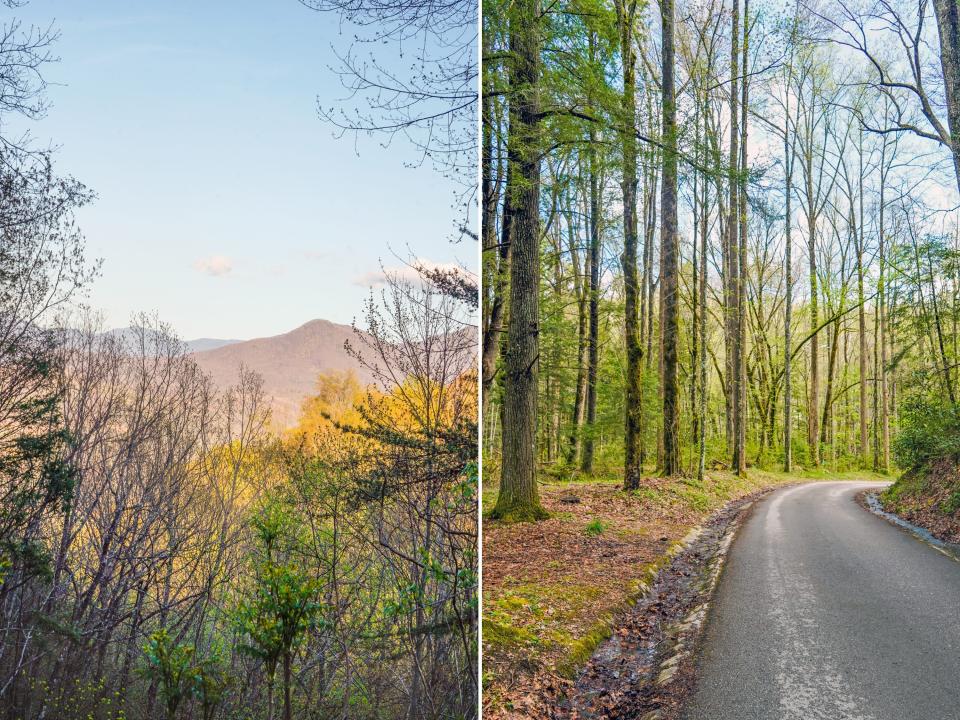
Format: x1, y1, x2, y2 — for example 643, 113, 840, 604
682, 481, 960, 720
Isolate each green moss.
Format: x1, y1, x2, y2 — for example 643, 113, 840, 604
487, 500, 550, 523
482, 619, 539, 651
555, 619, 613, 677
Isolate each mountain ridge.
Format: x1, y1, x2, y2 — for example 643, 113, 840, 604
190, 318, 376, 427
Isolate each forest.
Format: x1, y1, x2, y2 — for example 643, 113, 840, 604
0, 3, 478, 720
481, 0, 960, 711
482, 0, 960, 511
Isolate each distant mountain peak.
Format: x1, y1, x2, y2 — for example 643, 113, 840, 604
191, 318, 373, 428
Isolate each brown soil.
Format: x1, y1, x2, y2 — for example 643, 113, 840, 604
883, 457, 960, 543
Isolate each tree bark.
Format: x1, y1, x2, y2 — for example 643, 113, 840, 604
856, 130, 869, 467
566, 177, 589, 465
735, 1, 749, 476
283, 652, 292, 720
931, 0, 960, 192
807, 165, 820, 466
783, 99, 794, 473
660, 0, 680, 476
581, 128, 601, 475
482, 163, 511, 416
726, 0, 741, 465
493, 0, 547, 520
619, 0, 643, 490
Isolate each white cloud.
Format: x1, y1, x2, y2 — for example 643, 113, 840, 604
353, 258, 465, 288
194, 255, 233, 277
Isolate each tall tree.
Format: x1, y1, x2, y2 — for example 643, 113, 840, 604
492, 0, 547, 520
617, 0, 643, 489
660, 0, 680, 476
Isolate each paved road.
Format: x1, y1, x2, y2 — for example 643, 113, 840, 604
682, 481, 960, 720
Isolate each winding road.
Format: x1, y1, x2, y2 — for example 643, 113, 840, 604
682, 481, 960, 720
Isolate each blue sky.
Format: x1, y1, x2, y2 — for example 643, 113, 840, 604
10, 1, 471, 339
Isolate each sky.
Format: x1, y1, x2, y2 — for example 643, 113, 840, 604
9, 1, 471, 340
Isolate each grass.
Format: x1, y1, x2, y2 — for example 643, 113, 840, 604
584, 519, 607, 536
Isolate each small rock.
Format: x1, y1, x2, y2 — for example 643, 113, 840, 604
657, 666, 678, 684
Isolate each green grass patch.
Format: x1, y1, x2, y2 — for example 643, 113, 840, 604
584, 519, 607, 536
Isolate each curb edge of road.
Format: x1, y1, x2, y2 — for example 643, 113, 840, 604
860, 491, 960, 563
637, 488, 780, 720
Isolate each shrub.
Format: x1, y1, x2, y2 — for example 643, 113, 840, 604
892, 397, 960, 470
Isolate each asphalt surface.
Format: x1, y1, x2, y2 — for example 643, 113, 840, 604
682, 481, 960, 720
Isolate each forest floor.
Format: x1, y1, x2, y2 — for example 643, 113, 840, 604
879, 457, 960, 543
481, 464, 888, 719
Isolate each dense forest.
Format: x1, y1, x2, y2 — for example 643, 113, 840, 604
482, 0, 960, 513
0, 3, 478, 720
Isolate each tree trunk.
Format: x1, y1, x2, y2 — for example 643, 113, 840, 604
807, 190, 820, 466
931, 0, 960, 192
856, 135, 869, 467
267, 676, 275, 720
283, 652, 292, 720
581, 128, 601, 475
660, 0, 680, 475
481, 162, 511, 416
566, 179, 589, 465
878, 144, 890, 471
698, 90, 709, 481
726, 0, 741, 466
783, 105, 794, 473
620, 0, 643, 490
735, 1, 749, 476
493, 0, 547, 520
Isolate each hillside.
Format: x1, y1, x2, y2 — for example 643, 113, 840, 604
192, 319, 376, 426
881, 458, 960, 544
96, 327, 242, 354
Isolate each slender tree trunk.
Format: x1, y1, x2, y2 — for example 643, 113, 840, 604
820, 314, 841, 448
660, 0, 680, 475
807, 179, 820, 466
283, 653, 292, 720
783, 113, 794, 472
698, 90, 709, 481
482, 163, 512, 415
267, 676, 275, 720
581, 128, 601, 474
691, 167, 700, 454
856, 134, 869, 467
566, 180, 589, 465
493, 0, 547, 520
735, 2, 749, 476
878, 147, 891, 471
726, 0, 741, 466
619, 0, 643, 489
640, 165, 657, 466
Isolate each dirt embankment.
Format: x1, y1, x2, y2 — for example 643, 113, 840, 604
881, 457, 960, 543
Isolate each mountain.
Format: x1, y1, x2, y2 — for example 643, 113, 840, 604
191, 319, 375, 427
184, 337, 242, 353
97, 327, 241, 354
